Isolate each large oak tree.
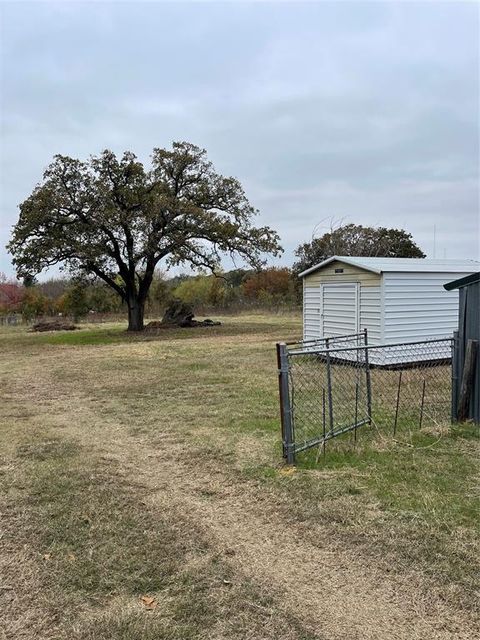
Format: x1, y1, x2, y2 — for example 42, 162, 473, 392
8, 142, 282, 330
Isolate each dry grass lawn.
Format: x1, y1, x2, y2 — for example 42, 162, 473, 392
0, 314, 479, 640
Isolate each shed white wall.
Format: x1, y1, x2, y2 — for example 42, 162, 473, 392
303, 283, 322, 340
382, 272, 467, 342
303, 279, 382, 343
360, 285, 381, 343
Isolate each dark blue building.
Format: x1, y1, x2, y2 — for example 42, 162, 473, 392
444, 272, 480, 425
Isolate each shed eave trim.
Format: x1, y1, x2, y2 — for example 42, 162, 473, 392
299, 256, 382, 278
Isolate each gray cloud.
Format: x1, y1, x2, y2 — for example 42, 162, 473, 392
1, 1, 478, 278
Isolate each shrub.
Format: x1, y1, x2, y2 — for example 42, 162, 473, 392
59, 283, 90, 321
173, 275, 227, 308
21, 288, 49, 321
242, 268, 296, 306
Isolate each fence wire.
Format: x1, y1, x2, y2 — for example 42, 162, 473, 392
278, 335, 453, 462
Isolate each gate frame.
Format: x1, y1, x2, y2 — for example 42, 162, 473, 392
277, 331, 370, 464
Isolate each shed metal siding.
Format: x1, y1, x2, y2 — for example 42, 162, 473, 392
303, 284, 322, 340
360, 286, 382, 343
303, 283, 382, 343
455, 281, 480, 423
300, 256, 479, 277
382, 272, 468, 342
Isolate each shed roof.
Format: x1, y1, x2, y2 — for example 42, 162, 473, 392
444, 272, 480, 291
299, 256, 480, 278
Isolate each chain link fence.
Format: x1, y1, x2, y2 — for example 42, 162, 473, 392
0, 314, 20, 326
277, 333, 453, 463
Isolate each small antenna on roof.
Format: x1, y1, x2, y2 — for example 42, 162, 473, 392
433, 225, 436, 259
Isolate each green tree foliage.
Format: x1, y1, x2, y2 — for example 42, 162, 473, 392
293, 224, 425, 277
20, 288, 49, 321
22, 274, 37, 288
8, 142, 282, 330
60, 282, 90, 321
173, 275, 227, 308
88, 284, 124, 313
223, 268, 253, 288
35, 277, 122, 314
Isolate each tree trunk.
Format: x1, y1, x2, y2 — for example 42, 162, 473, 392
127, 296, 145, 331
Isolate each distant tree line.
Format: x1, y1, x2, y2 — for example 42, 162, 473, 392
2, 223, 425, 323
0, 267, 299, 322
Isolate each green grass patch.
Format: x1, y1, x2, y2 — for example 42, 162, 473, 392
243, 424, 480, 607
296, 425, 479, 531
36, 327, 127, 346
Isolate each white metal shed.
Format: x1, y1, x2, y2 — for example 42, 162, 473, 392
299, 256, 479, 345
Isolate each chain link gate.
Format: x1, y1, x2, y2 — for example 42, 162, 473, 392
277, 332, 453, 463
277, 331, 371, 463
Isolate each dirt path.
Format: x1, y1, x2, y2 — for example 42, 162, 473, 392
84, 433, 477, 640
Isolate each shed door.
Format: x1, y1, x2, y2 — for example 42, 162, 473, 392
321, 283, 359, 337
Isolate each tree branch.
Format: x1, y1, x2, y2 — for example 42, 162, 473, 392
86, 263, 125, 299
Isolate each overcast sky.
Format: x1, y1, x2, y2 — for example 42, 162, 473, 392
1, 1, 479, 279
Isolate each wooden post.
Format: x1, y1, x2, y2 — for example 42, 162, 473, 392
451, 331, 459, 424
458, 339, 478, 422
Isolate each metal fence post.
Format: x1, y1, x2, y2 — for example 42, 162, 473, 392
276, 342, 295, 464
393, 371, 402, 435
419, 379, 426, 429
276, 342, 286, 456
364, 333, 372, 424
354, 382, 359, 443
322, 387, 326, 457
325, 338, 334, 434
